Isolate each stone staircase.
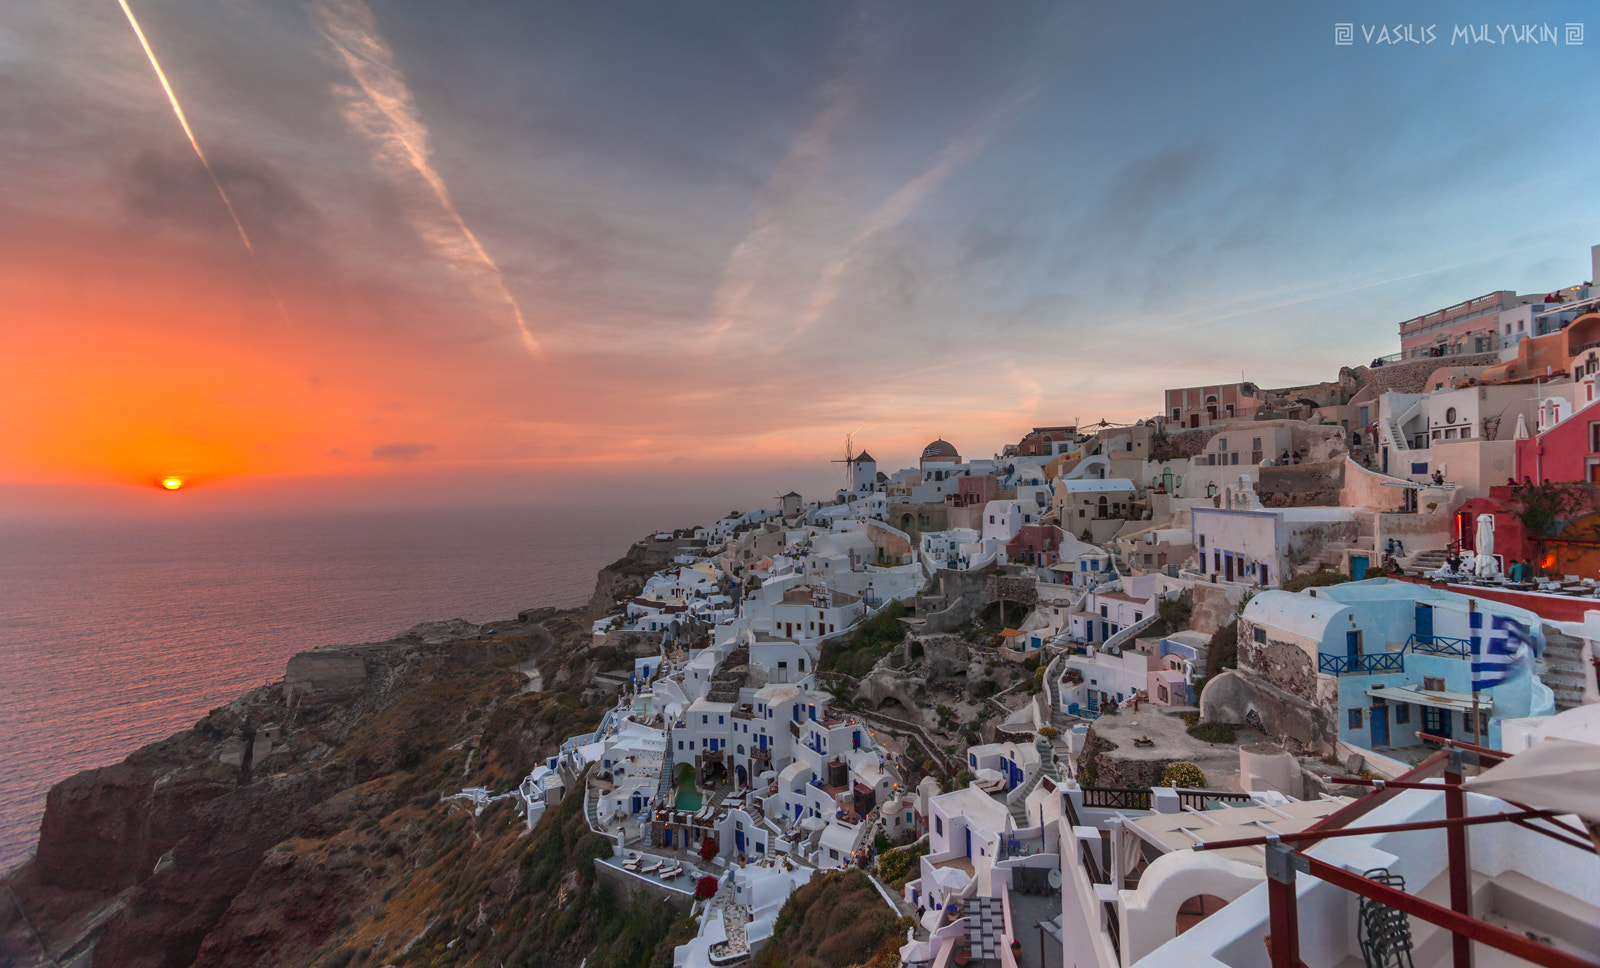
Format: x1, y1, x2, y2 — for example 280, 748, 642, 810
646, 742, 675, 847
1407, 549, 1451, 574
1541, 636, 1588, 711
1007, 736, 1060, 827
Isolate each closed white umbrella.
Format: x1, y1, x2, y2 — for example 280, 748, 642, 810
1475, 514, 1498, 578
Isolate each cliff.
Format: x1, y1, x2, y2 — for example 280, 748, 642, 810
0, 541, 687, 968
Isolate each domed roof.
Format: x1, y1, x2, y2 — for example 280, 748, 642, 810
920, 438, 960, 463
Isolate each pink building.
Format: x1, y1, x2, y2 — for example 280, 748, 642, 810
1005, 524, 1063, 566
945, 474, 999, 508
1164, 383, 1260, 428
1397, 290, 1519, 360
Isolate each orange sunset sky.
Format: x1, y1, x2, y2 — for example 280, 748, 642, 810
4, 1, 1597, 517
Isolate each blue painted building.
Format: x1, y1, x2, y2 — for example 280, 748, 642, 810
1235, 579, 1554, 752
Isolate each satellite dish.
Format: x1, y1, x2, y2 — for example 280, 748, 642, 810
1048, 869, 1062, 889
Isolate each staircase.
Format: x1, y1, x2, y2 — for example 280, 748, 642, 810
1385, 417, 1409, 451
1541, 636, 1589, 711
646, 744, 675, 847
1007, 736, 1061, 826
1407, 549, 1451, 574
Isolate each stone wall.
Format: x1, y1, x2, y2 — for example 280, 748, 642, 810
1188, 582, 1244, 638
284, 649, 368, 702
1199, 670, 1337, 755
1257, 462, 1345, 508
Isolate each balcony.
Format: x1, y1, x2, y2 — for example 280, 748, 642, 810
1319, 651, 1405, 674
1406, 634, 1470, 657
750, 747, 772, 762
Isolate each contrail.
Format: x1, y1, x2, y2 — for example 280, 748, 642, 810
784, 76, 1046, 346
311, 0, 539, 356
117, 0, 260, 261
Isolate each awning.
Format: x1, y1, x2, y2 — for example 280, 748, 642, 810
1365, 685, 1490, 713
999, 628, 1026, 638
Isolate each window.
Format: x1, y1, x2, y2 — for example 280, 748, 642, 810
935, 816, 944, 836
1395, 705, 1410, 724
1348, 708, 1363, 730
1254, 627, 1266, 643
1445, 407, 1457, 423
702, 715, 708, 724
1252, 437, 1262, 451
1198, 535, 1206, 548
1219, 438, 1228, 451
1230, 452, 1239, 465
1423, 676, 1445, 692
718, 715, 725, 725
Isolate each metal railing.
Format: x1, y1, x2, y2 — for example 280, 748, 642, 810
1406, 634, 1470, 657
1176, 789, 1255, 811
1080, 787, 1152, 810
1319, 651, 1406, 674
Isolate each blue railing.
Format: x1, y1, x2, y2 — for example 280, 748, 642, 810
1406, 634, 1471, 657
1319, 651, 1405, 674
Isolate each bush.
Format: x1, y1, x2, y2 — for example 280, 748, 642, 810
1206, 621, 1238, 679
1038, 726, 1058, 738
877, 842, 928, 886
694, 875, 719, 899
1282, 570, 1351, 593
699, 837, 719, 862
1187, 722, 1236, 744
1157, 596, 1191, 628
1161, 762, 1207, 788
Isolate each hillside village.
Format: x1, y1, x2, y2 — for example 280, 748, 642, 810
511, 243, 1600, 968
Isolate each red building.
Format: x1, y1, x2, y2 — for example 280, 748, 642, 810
1514, 387, 1600, 483
1006, 524, 1064, 566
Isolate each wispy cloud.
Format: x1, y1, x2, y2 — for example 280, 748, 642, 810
310, 0, 540, 356
703, 5, 873, 348
787, 77, 1046, 343
371, 441, 433, 461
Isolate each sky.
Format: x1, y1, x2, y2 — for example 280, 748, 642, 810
2, 0, 1597, 517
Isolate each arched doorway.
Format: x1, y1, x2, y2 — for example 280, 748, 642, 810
1175, 894, 1228, 935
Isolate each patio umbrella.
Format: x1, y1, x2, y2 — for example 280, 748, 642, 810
1466, 738, 1600, 849
1475, 513, 1498, 578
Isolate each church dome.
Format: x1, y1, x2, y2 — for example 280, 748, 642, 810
920, 438, 961, 465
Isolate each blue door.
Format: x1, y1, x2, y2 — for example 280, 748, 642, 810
1352, 556, 1368, 581
1371, 704, 1389, 747
965, 828, 972, 858
1415, 605, 1433, 645
1346, 631, 1362, 660
736, 830, 745, 853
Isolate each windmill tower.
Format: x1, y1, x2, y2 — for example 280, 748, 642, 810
832, 434, 877, 497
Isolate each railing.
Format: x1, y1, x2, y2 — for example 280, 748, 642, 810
1104, 900, 1122, 962
1176, 789, 1255, 811
1080, 787, 1152, 810
1406, 634, 1470, 657
1318, 651, 1406, 674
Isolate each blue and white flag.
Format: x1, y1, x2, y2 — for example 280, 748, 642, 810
1468, 611, 1533, 692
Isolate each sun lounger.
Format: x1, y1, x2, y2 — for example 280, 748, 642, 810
640, 861, 662, 875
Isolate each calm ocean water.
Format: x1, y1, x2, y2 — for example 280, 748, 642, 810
0, 503, 702, 874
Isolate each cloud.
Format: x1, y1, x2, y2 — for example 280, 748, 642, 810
121, 148, 314, 246
371, 442, 434, 461
310, 0, 540, 356
703, 4, 873, 346
787, 75, 1046, 342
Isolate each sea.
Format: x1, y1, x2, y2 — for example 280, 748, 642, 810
0, 502, 708, 875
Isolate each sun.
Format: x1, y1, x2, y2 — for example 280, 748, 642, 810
161, 476, 185, 490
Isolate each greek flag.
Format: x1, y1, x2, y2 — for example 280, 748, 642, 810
1468, 611, 1532, 692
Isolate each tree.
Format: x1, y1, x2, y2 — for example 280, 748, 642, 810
1511, 482, 1600, 569
699, 836, 719, 862
694, 875, 719, 899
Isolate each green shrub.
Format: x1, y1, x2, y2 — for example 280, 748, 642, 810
1206, 621, 1238, 679
1282, 570, 1351, 593
1161, 761, 1207, 788
1187, 722, 1236, 743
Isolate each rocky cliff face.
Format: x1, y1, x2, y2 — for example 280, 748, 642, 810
0, 613, 639, 968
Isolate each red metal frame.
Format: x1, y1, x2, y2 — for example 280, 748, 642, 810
1249, 744, 1600, 968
